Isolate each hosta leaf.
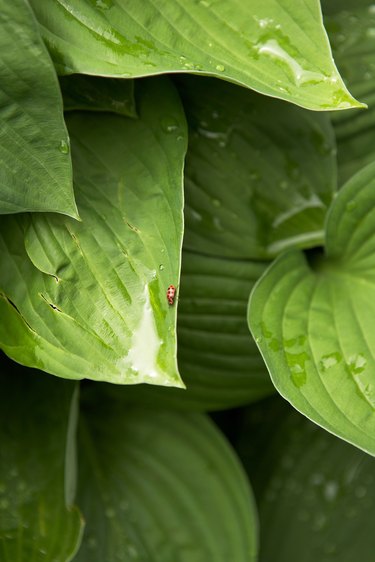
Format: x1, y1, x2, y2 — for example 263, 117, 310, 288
0, 0, 78, 217
105, 251, 274, 411
0, 355, 83, 562
0, 78, 186, 387
180, 76, 336, 259
74, 395, 258, 562
60, 75, 137, 117
238, 400, 375, 562
249, 161, 375, 456
324, 0, 375, 185
29, 0, 362, 111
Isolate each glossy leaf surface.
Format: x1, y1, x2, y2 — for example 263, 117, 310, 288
108, 251, 274, 411
324, 0, 375, 185
238, 400, 375, 562
0, 78, 186, 387
249, 161, 375, 455
0, 356, 83, 561
75, 396, 258, 561
180, 76, 336, 259
29, 0, 361, 111
0, 0, 78, 217
60, 75, 137, 117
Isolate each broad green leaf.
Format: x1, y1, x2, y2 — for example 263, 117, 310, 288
105, 251, 274, 411
323, 1, 375, 185
180, 76, 336, 259
249, 161, 375, 456
74, 396, 258, 561
0, 78, 186, 387
238, 400, 375, 562
29, 0, 362, 111
0, 354, 83, 561
0, 0, 78, 217
60, 75, 137, 117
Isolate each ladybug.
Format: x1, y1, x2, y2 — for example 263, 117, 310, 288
167, 285, 176, 306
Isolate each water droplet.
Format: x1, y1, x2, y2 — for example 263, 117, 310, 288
355, 485, 367, 498
105, 507, 116, 518
279, 180, 289, 190
88, 536, 98, 550
159, 264, 164, 271
346, 200, 357, 212
161, 117, 179, 134
0, 498, 9, 509
212, 198, 221, 207
255, 39, 327, 85
312, 513, 327, 531
319, 352, 342, 372
215, 64, 225, 72
324, 480, 339, 502
59, 140, 69, 154
348, 353, 367, 375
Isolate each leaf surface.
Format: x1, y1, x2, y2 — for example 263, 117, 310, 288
107, 251, 274, 411
60, 75, 137, 117
238, 400, 375, 562
74, 396, 258, 561
0, 0, 78, 217
249, 161, 375, 455
324, 0, 375, 185
180, 76, 336, 259
0, 355, 83, 562
29, 0, 362, 111
0, 78, 186, 387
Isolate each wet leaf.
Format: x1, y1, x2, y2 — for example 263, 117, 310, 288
0, 78, 186, 387
107, 251, 274, 411
324, 0, 375, 185
29, 0, 362, 110
60, 74, 137, 117
74, 394, 258, 561
249, 161, 375, 456
0, 355, 83, 561
180, 76, 336, 259
238, 400, 375, 562
0, 0, 78, 217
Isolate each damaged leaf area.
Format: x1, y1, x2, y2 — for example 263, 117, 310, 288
0, 78, 186, 387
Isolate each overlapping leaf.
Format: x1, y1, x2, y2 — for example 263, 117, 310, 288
74, 394, 258, 561
29, 0, 361, 111
180, 76, 336, 259
0, 0, 78, 217
0, 355, 83, 562
60, 75, 137, 117
323, 0, 375, 185
238, 400, 375, 562
0, 78, 186, 387
107, 251, 274, 411
249, 161, 375, 455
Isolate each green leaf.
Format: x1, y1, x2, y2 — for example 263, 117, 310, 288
324, 1, 375, 185
74, 396, 258, 561
238, 401, 375, 562
0, 0, 78, 217
249, 161, 375, 456
60, 75, 137, 117
29, 0, 362, 111
104, 251, 274, 411
180, 76, 336, 259
0, 354, 83, 561
0, 78, 186, 387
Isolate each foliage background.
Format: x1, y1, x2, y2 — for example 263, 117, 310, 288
1, 1, 375, 561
